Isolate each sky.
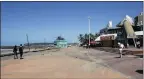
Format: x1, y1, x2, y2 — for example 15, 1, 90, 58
1, 2, 143, 46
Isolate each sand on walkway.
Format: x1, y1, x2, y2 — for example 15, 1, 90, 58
1, 46, 130, 79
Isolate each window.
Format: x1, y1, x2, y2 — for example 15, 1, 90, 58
115, 30, 117, 33
133, 26, 143, 31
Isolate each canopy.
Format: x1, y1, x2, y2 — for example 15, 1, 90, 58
95, 34, 117, 41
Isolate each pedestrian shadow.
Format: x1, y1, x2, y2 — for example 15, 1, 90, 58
20, 58, 24, 60
31, 49, 50, 52
122, 50, 133, 55
114, 57, 121, 58
32, 50, 38, 52
136, 70, 143, 74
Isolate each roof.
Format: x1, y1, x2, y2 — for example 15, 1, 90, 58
55, 40, 67, 42
95, 36, 101, 41
100, 34, 117, 37
117, 15, 134, 27
107, 27, 121, 30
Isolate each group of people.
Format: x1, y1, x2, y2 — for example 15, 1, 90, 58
13, 44, 24, 59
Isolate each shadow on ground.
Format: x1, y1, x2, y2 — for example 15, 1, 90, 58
114, 57, 121, 58
135, 55, 143, 58
136, 70, 143, 74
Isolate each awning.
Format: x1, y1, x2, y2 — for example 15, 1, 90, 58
95, 34, 117, 41
135, 31, 143, 36
95, 36, 101, 41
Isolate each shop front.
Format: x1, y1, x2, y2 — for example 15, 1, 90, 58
100, 34, 117, 47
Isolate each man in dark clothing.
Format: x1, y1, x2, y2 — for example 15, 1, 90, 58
19, 44, 24, 59
13, 45, 18, 59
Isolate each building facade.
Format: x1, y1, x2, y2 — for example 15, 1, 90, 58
95, 12, 143, 47
134, 12, 143, 26
55, 40, 68, 48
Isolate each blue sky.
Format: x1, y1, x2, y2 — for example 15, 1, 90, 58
1, 2, 143, 46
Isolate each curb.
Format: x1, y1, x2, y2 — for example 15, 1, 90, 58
0, 48, 52, 57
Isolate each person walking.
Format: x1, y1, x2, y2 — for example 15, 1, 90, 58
19, 44, 24, 59
118, 42, 125, 58
13, 45, 18, 59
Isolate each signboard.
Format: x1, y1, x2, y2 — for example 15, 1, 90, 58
90, 41, 96, 44
100, 35, 114, 41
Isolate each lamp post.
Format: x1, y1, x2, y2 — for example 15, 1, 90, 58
44, 38, 46, 50
88, 16, 91, 47
26, 34, 30, 51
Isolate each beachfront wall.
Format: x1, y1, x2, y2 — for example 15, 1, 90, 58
55, 40, 68, 48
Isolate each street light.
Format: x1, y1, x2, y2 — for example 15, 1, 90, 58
26, 34, 30, 51
44, 38, 46, 50
88, 16, 91, 47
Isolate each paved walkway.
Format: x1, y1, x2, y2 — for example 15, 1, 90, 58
123, 47, 143, 52
90, 48, 143, 79
1, 47, 130, 79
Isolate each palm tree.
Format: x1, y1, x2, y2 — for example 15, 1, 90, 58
89, 33, 95, 41
83, 34, 89, 44
78, 34, 84, 44
95, 33, 100, 38
84, 34, 89, 40
78, 33, 100, 46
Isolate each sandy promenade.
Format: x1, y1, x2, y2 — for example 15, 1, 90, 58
1, 46, 130, 79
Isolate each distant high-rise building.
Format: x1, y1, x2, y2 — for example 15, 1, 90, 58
134, 12, 143, 26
